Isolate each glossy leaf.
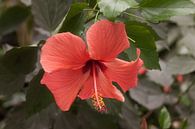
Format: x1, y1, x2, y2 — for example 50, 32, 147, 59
0, 6, 30, 36
25, 70, 53, 116
78, 103, 118, 129
125, 21, 160, 69
54, 112, 79, 129
159, 107, 171, 129
140, 0, 195, 22
0, 63, 25, 96
124, 42, 137, 61
59, 3, 88, 35
4, 106, 26, 129
4, 104, 60, 129
1, 47, 38, 74
102, 98, 122, 115
98, 0, 138, 18
119, 100, 140, 129
32, 0, 72, 32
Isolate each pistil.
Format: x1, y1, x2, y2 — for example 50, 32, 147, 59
91, 63, 107, 112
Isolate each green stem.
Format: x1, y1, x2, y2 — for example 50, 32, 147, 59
83, 9, 99, 12
93, 3, 98, 10
94, 10, 100, 22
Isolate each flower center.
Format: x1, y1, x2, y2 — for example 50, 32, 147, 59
82, 60, 107, 112
82, 59, 107, 74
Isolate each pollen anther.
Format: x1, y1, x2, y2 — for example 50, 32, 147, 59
91, 93, 107, 112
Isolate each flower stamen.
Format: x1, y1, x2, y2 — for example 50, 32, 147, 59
91, 93, 107, 112
91, 63, 107, 112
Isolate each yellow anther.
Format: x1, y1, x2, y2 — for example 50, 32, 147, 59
91, 93, 107, 112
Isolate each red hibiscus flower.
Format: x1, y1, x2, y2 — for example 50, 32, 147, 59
40, 20, 143, 112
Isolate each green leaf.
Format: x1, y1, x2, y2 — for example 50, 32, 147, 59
125, 43, 137, 61
118, 52, 130, 61
102, 98, 122, 115
4, 106, 27, 129
0, 63, 25, 96
0, 6, 30, 36
119, 99, 140, 129
59, 3, 88, 35
125, 21, 160, 69
5, 104, 61, 129
0, 47, 37, 96
54, 112, 79, 129
181, 119, 188, 129
159, 107, 171, 129
98, 0, 138, 18
166, 56, 195, 75
32, 0, 72, 32
25, 70, 53, 116
140, 0, 195, 22
1, 47, 38, 74
180, 95, 192, 106
78, 102, 118, 129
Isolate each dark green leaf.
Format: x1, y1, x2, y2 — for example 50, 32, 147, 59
77, 101, 118, 129
98, 0, 138, 18
118, 51, 130, 61
1, 47, 38, 74
181, 119, 188, 129
4, 106, 26, 129
119, 99, 140, 129
5, 104, 60, 129
125, 42, 137, 61
125, 21, 160, 69
25, 105, 60, 129
0, 63, 25, 96
140, 0, 195, 22
32, 0, 72, 32
25, 70, 53, 116
59, 3, 88, 35
180, 95, 192, 106
54, 112, 79, 129
159, 107, 171, 129
103, 98, 122, 115
0, 6, 30, 36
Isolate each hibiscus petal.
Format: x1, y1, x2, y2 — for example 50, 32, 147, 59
41, 32, 89, 73
103, 49, 143, 92
78, 76, 94, 100
98, 69, 125, 102
41, 69, 89, 111
78, 68, 124, 102
86, 20, 130, 61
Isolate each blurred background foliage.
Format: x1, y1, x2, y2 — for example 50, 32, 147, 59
1, 0, 195, 129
